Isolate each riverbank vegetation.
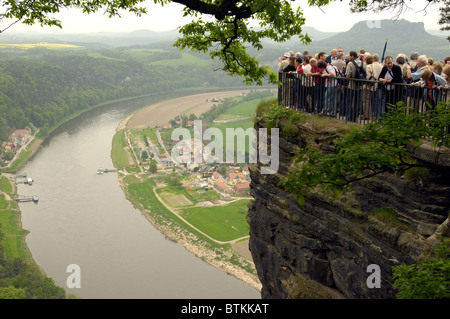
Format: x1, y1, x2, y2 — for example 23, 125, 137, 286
0, 176, 69, 299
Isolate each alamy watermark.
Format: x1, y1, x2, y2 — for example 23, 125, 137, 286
66, 264, 81, 289
366, 20, 381, 29
170, 120, 279, 174
366, 264, 381, 289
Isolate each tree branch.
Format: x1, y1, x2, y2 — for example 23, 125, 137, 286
172, 0, 253, 20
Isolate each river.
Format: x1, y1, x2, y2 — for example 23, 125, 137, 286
16, 94, 260, 299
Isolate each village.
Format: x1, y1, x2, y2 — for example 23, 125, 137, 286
123, 100, 254, 199
138, 123, 252, 198
0, 124, 38, 169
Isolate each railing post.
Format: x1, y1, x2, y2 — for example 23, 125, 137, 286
278, 72, 282, 105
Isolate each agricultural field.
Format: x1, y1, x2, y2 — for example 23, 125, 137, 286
215, 96, 274, 121
0, 43, 81, 49
156, 186, 220, 208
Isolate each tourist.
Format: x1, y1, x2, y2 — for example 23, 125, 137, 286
325, 49, 338, 64
409, 52, 420, 73
332, 52, 346, 71
379, 56, 404, 107
396, 55, 408, 82
318, 60, 339, 117
440, 64, 450, 103
359, 49, 366, 61
317, 52, 326, 62
345, 51, 366, 121
283, 56, 297, 73
362, 54, 381, 119
442, 64, 450, 88
291, 56, 304, 109
278, 52, 291, 72
408, 55, 430, 111
416, 68, 446, 109
298, 56, 314, 112
411, 55, 430, 82
282, 56, 297, 108
370, 54, 384, 117
432, 61, 444, 76
444, 56, 450, 65
308, 56, 326, 113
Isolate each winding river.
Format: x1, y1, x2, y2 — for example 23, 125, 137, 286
16, 94, 260, 299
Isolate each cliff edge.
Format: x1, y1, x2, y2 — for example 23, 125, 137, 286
247, 114, 450, 299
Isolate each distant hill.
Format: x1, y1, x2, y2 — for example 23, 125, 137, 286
3, 29, 181, 48
306, 19, 449, 61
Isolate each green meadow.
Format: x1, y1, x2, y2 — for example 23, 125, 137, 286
180, 199, 251, 242
111, 130, 135, 168
0, 182, 32, 262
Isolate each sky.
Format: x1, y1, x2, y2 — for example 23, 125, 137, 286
1, 0, 447, 35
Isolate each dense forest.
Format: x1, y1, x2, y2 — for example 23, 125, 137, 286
0, 45, 250, 141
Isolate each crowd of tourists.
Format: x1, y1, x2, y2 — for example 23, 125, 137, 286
278, 48, 450, 121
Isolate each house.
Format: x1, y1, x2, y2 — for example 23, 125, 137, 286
214, 180, 232, 194
187, 121, 195, 127
2, 141, 17, 152
10, 127, 31, 145
226, 172, 246, 185
163, 123, 172, 129
234, 182, 250, 195
211, 171, 222, 180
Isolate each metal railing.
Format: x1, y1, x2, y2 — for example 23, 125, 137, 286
279, 72, 450, 125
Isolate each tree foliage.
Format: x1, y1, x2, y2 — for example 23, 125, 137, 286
392, 236, 450, 299
280, 101, 450, 205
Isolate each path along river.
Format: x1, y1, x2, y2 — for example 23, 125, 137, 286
16, 92, 260, 299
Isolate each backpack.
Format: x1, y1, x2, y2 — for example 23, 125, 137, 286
331, 65, 345, 78
351, 60, 367, 80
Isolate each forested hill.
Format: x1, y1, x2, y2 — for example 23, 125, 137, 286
0, 46, 249, 141
306, 19, 449, 61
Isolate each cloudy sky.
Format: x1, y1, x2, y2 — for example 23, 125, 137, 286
2, 0, 446, 35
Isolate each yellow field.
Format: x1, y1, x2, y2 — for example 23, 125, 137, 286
0, 43, 81, 49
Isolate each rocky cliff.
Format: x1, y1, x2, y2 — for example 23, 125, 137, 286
247, 115, 450, 299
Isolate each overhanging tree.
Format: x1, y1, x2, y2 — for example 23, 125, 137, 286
0, 1, 448, 84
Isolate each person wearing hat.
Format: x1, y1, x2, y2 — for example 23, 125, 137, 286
409, 52, 419, 72
278, 52, 291, 72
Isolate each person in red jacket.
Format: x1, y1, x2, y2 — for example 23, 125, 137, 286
307, 58, 325, 113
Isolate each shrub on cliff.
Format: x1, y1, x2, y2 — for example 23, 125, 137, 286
393, 236, 450, 299
280, 101, 450, 205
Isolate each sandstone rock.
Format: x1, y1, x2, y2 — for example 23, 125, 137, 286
248, 118, 450, 299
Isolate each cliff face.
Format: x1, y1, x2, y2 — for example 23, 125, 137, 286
247, 118, 450, 299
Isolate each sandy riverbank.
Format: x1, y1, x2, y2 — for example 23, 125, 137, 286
122, 90, 253, 130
